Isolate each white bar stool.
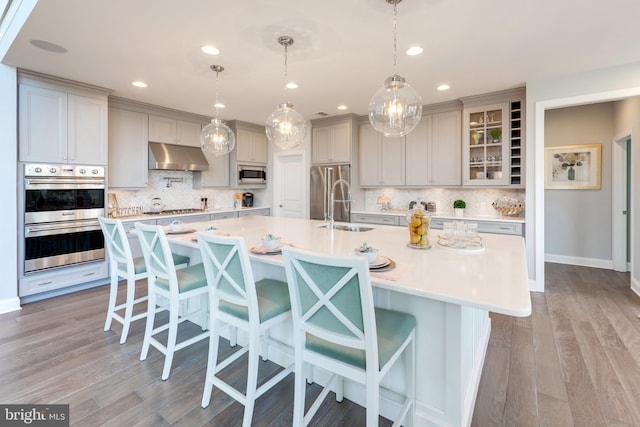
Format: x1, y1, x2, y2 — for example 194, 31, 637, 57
99, 217, 189, 344
135, 222, 209, 380
282, 246, 416, 427
198, 233, 293, 427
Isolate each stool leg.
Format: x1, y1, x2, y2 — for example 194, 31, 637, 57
119, 276, 136, 344
201, 317, 221, 408
292, 345, 306, 426
242, 328, 260, 427
140, 285, 156, 361
161, 297, 180, 380
104, 273, 119, 332
365, 371, 379, 427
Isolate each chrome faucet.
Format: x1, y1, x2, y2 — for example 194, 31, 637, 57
329, 178, 352, 230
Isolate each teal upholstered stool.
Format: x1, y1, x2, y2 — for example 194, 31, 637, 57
135, 222, 208, 381
197, 233, 293, 427
99, 217, 189, 344
282, 247, 416, 427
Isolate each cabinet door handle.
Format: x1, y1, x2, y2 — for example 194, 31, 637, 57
83, 272, 95, 277
37, 280, 53, 286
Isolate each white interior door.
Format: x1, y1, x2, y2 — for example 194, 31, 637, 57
613, 134, 631, 272
273, 151, 306, 218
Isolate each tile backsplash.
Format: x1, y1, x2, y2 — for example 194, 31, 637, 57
363, 188, 525, 217
109, 171, 265, 212
110, 171, 524, 218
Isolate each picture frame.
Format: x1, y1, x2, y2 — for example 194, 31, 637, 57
544, 144, 601, 189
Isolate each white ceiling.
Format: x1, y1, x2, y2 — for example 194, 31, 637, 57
3, 0, 640, 124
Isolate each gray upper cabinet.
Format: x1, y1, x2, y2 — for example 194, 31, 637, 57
148, 115, 202, 147
19, 77, 108, 165
108, 107, 149, 188
312, 121, 351, 164
193, 149, 230, 188
228, 121, 268, 165
359, 123, 405, 187
311, 115, 358, 165
405, 109, 461, 186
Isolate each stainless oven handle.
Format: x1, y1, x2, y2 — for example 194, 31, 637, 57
25, 178, 105, 186
25, 221, 101, 237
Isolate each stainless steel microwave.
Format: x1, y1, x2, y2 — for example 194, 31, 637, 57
238, 165, 266, 185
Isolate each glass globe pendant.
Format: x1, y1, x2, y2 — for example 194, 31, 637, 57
368, 0, 422, 137
201, 65, 235, 156
201, 117, 236, 157
265, 102, 306, 150
265, 36, 307, 150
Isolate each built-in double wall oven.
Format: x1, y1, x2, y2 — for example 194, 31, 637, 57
21, 163, 106, 274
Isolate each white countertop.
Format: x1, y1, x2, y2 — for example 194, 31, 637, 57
350, 209, 525, 223
166, 216, 531, 317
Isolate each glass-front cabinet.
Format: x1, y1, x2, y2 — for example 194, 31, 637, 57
462, 103, 510, 186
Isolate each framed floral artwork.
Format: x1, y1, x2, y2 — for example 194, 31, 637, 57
545, 144, 601, 189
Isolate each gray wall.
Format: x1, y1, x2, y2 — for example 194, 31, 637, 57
544, 103, 614, 261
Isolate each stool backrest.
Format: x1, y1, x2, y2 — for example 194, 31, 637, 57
197, 234, 258, 320
135, 222, 179, 291
99, 217, 135, 274
282, 247, 378, 361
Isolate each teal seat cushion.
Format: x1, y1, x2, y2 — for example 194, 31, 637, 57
120, 253, 190, 275
305, 308, 416, 370
155, 263, 207, 293
219, 279, 291, 323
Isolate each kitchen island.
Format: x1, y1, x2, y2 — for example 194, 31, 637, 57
165, 215, 530, 427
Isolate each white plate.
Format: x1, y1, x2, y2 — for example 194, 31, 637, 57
369, 256, 390, 268
251, 245, 282, 255
166, 228, 196, 235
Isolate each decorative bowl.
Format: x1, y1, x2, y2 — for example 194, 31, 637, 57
355, 242, 378, 263
492, 197, 524, 216
262, 234, 281, 251
169, 220, 185, 232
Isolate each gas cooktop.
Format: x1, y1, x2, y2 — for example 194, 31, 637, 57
143, 208, 205, 216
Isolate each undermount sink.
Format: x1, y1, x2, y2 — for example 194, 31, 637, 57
317, 223, 374, 232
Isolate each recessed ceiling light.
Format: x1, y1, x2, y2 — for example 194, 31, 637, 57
214, 102, 225, 109
30, 39, 67, 53
131, 81, 148, 88
201, 45, 220, 55
437, 84, 450, 91
337, 105, 348, 110
406, 46, 424, 56
286, 82, 298, 89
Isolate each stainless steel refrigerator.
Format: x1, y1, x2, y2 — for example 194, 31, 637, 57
310, 164, 351, 222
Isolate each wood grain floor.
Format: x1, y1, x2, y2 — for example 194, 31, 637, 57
1, 263, 637, 426
472, 263, 639, 427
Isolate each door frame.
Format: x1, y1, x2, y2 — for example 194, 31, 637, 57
613, 132, 631, 271
272, 150, 307, 218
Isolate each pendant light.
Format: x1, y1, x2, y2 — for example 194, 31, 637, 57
368, 0, 422, 137
201, 65, 236, 156
265, 35, 307, 150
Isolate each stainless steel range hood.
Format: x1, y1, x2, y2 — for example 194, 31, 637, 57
148, 142, 209, 171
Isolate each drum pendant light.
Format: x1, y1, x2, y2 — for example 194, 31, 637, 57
201, 65, 236, 156
265, 35, 307, 150
368, 0, 422, 137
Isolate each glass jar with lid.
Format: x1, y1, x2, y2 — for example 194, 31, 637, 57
406, 206, 432, 249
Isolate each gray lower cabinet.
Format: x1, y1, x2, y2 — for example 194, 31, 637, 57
239, 208, 271, 217
211, 211, 239, 220
353, 212, 524, 237
156, 214, 211, 226
351, 213, 400, 226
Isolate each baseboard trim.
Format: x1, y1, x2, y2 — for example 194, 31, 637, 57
0, 297, 22, 314
545, 254, 613, 270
